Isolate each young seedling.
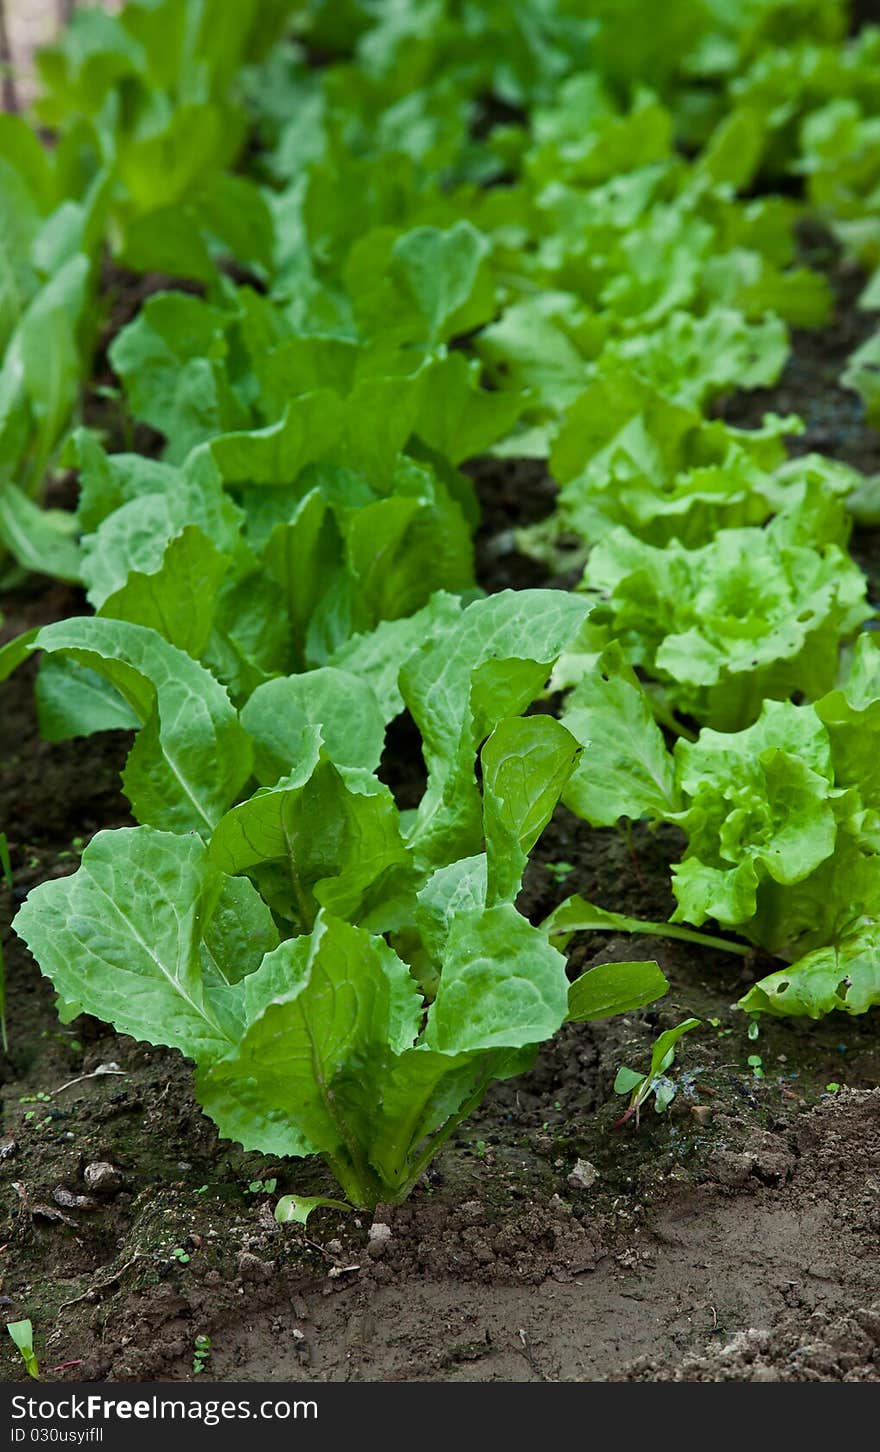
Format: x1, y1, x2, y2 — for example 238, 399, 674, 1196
7, 1320, 39, 1380
544, 860, 575, 886
192, 1334, 211, 1375
170, 1247, 190, 1265
246, 1178, 277, 1195
614, 1018, 701, 1128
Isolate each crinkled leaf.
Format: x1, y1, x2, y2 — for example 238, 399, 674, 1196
740, 927, 880, 1019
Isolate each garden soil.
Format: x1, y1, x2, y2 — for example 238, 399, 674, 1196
1, 255, 880, 1384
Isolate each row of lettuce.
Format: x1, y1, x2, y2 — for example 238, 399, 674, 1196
1, 0, 880, 1208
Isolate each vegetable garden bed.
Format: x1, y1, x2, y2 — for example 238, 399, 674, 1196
2, 0, 880, 1385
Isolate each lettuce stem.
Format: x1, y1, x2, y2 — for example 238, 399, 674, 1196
552, 917, 750, 957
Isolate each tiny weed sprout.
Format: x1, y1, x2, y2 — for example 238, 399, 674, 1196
193, 1334, 211, 1375
614, 1020, 701, 1128
246, 1178, 277, 1195
7, 1320, 39, 1380
170, 1247, 190, 1265
545, 860, 574, 885
747, 1054, 765, 1080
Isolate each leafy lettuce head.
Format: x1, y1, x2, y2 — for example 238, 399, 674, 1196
581, 520, 870, 730
670, 700, 840, 939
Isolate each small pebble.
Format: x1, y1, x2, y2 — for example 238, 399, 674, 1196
567, 1158, 599, 1191
84, 1161, 123, 1195
237, 1251, 274, 1283
53, 1186, 99, 1211
367, 1222, 392, 1258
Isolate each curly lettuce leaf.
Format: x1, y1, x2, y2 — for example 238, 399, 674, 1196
741, 924, 880, 1019
670, 700, 841, 935
582, 523, 869, 730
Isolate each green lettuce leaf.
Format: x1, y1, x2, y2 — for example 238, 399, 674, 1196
19, 617, 251, 833
582, 523, 869, 729
561, 640, 679, 825
13, 826, 276, 1060
401, 588, 591, 867
740, 925, 880, 1019
241, 667, 387, 784
670, 701, 840, 936
481, 715, 581, 904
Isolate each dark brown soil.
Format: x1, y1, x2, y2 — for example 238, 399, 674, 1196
2, 249, 880, 1386
469, 456, 560, 593
719, 248, 880, 477
718, 242, 880, 601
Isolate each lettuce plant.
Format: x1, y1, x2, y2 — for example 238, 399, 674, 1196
579, 514, 870, 731
524, 369, 857, 556
0, 117, 106, 578
4, 0, 879, 1186
11, 591, 666, 1207
33, 0, 292, 285
558, 637, 880, 1021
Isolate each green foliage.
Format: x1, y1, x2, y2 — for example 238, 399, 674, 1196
6, 1319, 39, 1380
14, 593, 664, 1207
614, 1019, 701, 1126
579, 513, 870, 733
4, 0, 880, 1224
0, 830, 11, 1053
193, 1334, 212, 1375
562, 642, 880, 1020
